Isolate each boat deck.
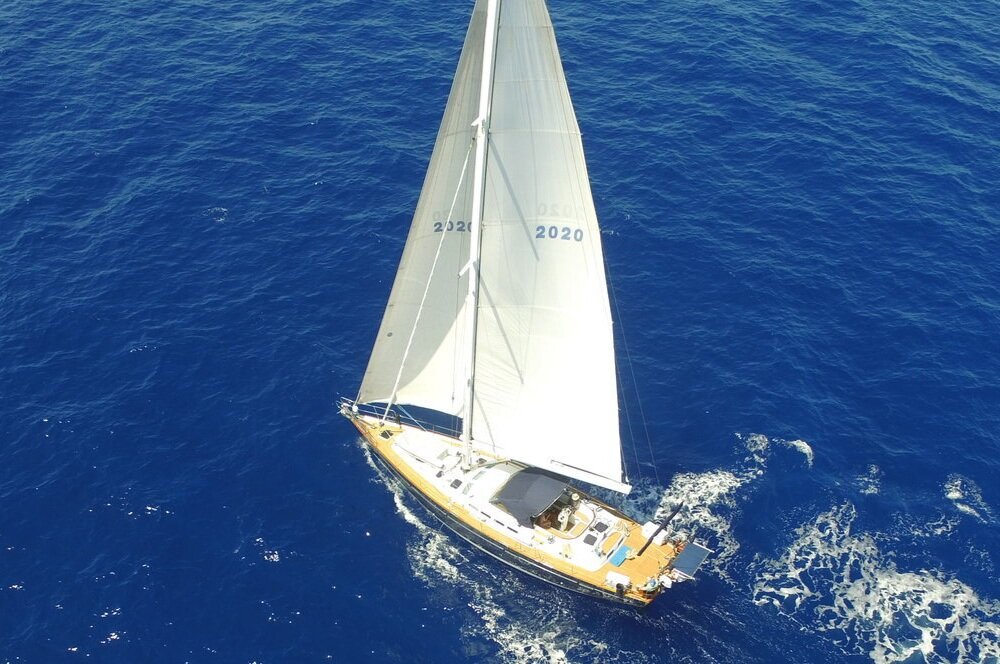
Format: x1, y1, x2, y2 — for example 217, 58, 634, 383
348, 411, 693, 605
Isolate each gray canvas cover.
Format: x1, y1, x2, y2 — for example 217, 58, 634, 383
491, 468, 568, 527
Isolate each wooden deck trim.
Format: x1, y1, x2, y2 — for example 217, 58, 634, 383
352, 416, 677, 604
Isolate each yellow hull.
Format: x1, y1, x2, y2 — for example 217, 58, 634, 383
344, 408, 690, 607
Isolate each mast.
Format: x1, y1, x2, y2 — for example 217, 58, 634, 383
461, 0, 501, 466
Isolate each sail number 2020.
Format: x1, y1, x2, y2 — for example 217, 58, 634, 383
433, 220, 583, 242
432, 221, 469, 232
536, 225, 584, 242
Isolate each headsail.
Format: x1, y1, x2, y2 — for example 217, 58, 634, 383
357, 3, 487, 418
469, 0, 627, 493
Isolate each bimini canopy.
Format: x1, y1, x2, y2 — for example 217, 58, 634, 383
491, 468, 568, 528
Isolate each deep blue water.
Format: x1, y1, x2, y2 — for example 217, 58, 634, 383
2, 0, 999, 661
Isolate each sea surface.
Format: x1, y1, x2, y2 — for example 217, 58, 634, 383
2, 0, 999, 661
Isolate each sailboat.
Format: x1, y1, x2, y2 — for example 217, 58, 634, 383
340, 0, 710, 607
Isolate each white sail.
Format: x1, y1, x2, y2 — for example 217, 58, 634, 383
357, 3, 487, 418
469, 0, 628, 493
360, 0, 629, 494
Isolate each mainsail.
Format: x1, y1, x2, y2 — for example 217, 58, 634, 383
359, 0, 628, 494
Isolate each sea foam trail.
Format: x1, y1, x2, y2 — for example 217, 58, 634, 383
753, 503, 1000, 664
642, 470, 745, 580
613, 432, 810, 581
359, 443, 647, 664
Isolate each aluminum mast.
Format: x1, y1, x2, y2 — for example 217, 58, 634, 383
461, 0, 501, 466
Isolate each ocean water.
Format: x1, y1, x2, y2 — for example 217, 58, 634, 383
2, 0, 998, 661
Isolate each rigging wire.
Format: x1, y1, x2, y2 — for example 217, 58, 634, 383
603, 244, 642, 484
613, 333, 644, 486
603, 239, 642, 484
605, 247, 662, 487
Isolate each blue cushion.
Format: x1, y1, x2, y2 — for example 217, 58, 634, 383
609, 544, 632, 567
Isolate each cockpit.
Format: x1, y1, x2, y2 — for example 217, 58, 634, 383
490, 468, 589, 534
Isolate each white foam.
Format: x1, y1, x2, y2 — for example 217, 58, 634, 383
128, 343, 157, 353
206, 206, 228, 222
610, 432, 791, 581
665, 434, 778, 571
965, 544, 997, 577
858, 465, 883, 495
753, 503, 1000, 663
739, 433, 814, 468
466, 585, 635, 664
905, 513, 959, 539
737, 432, 772, 470
645, 470, 745, 580
944, 474, 995, 524
782, 439, 814, 467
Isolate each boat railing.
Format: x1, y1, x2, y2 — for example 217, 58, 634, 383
339, 398, 462, 439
